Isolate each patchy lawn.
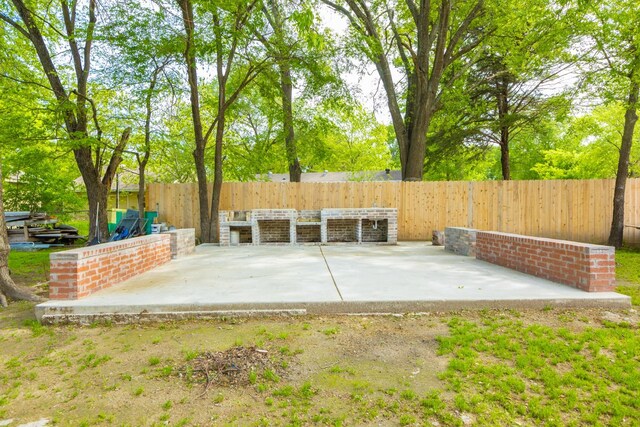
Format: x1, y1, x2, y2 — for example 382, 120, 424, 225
7, 248, 66, 298
7, 250, 55, 293
616, 247, 640, 305
0, 305, 639, 426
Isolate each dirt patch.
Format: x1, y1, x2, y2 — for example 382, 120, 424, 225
600, 309, 640, 326
182, 346, 284, 389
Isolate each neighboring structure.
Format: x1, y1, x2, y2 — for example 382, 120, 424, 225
257, 169, 402, 182
75, 167, 141, 210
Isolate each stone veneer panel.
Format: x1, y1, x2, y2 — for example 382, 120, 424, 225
321, 208, 397, 244
258, 220, 291, 243
444, 227, 477, 256
326, 219, 359, 242
252, 209, 297, 244
164, 228, 196, 259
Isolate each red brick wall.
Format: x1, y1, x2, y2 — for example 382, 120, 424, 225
49, 234, 172, 300
476, 231, 615, 292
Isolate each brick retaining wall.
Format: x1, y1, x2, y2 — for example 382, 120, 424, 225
476, 231, 615, 292
49, 234, 172, 300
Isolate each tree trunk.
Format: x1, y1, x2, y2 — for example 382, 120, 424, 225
0, 163, 44, 307
373, 55, 409, 179
138, 66, 159, 221
194, 148, 212, 243
74, 148, 110, 241
280, 63, 302, 182
74, 127, 130, 241
496, 75, 511, 180
84, 180, 110, 243
209, 109, 226, 244
608, 81, 639, 248
500, 135, 510, 180
178, 0, 212, 242
137, 160, 148, 220
404, 131, 428, 181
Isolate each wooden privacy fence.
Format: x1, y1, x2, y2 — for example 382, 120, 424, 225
147, 178, 640, 245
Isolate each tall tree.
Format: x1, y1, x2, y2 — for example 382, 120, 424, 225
177, 0, 267, 242
255, 0, 303, 181
102, 3, 179, 219
580, 1, 640, 247
1, 0, 131, 241
322, 0, 486, 180
468, 0, 576, 180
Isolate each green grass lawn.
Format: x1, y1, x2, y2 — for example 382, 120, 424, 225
616, 247, 640, 305
63, 219, 90, 237
7, 249, 56, 289
437, 314, 640, 425
7, 221, 88, 289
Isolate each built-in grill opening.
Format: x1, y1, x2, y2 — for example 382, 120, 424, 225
258, 220, 290, 243
327, 219, 358, 243
296, 225, 321, 243
362, 219, 388, 243
230, 226, 252, 244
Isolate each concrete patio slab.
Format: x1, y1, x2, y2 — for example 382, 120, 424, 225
36, 243, 631, 323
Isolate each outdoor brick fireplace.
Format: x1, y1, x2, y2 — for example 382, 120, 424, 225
219, 208, 397, 245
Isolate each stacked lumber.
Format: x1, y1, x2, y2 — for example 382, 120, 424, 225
5, 212, 83, 246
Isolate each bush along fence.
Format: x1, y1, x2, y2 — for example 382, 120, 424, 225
48, 229, 195, 300
147, 179, 640, 245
